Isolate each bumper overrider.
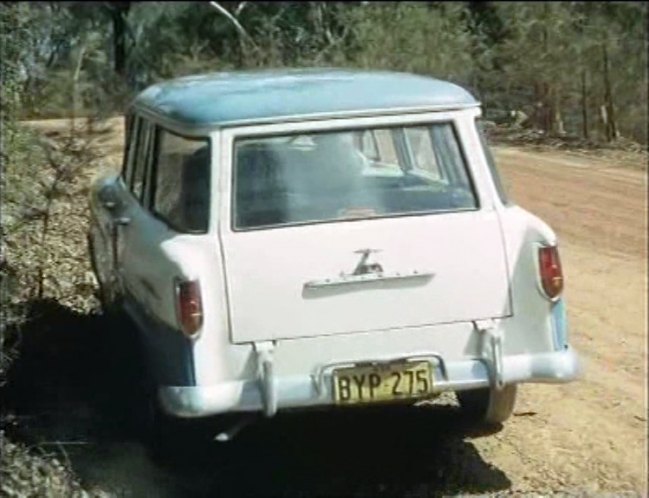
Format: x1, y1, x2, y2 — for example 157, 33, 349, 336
158, 340, 582, 418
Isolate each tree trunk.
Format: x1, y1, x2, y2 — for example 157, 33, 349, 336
601, 42, 618, 141
549, 85, 564, 135
581, 70, 589, 139
111, 2, 130, 77
542, 82, 552, 134
71, 43, 87, 129
208, 1, 258, 67
533, 81, 552, 133
599, 105, 608, 141
540, 4, 554, 135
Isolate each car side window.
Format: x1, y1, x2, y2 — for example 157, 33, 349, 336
151, 128, 211, 233
353, 130, 381, 163
121, 114, 138, 184
356, 129, 402, 175
373, 129, 399, 165
404, 127, 443, 181
130, 120, 153, 201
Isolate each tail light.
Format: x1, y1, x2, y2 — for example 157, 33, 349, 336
538, 245, 564, 300
175, 279, 203, 338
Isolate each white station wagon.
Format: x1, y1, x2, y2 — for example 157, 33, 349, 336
88, 69, 580, 442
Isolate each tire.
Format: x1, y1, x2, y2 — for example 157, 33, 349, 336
456, 384, 517, 425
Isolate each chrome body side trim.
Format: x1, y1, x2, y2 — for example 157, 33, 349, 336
304, 270, 435, 290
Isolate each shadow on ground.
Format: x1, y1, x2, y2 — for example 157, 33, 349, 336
1, 299, 512, 497
2, 299, 146, 443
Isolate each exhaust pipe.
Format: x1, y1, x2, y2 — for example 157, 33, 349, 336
214, 416, 256, 442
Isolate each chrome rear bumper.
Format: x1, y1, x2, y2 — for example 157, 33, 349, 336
159, 346, 581, 418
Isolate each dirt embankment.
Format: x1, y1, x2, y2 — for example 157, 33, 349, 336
2, 119, 647, 497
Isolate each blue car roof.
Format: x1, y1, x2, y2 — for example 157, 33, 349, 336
133, 68, 479, 128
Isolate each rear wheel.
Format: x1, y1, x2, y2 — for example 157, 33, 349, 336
456, 384, 517, 425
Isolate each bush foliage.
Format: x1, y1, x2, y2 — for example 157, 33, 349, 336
1, 2, 647, 141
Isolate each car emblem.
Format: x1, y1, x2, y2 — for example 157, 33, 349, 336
352, 248, 384, 276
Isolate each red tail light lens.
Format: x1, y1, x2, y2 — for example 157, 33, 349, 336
538, 245, 564, 300
175, 279, 203, 338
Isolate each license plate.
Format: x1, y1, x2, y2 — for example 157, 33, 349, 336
333, 361, 433, 405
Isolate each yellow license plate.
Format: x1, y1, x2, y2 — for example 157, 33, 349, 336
333, 361, 433, 405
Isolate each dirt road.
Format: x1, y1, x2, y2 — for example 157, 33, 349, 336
476, 146, 647, 495
7, 120, 648, 496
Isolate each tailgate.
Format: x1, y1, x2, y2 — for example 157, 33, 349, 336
221, 212, 512, 343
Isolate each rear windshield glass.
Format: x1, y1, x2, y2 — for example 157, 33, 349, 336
233, 123, 477, 230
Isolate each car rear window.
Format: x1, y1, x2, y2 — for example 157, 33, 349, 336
232, 123, 478, 230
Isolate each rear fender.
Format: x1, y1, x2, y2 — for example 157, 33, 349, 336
496, 205, 562, 354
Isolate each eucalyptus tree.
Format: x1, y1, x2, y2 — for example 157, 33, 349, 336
343, 2, 477, 82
